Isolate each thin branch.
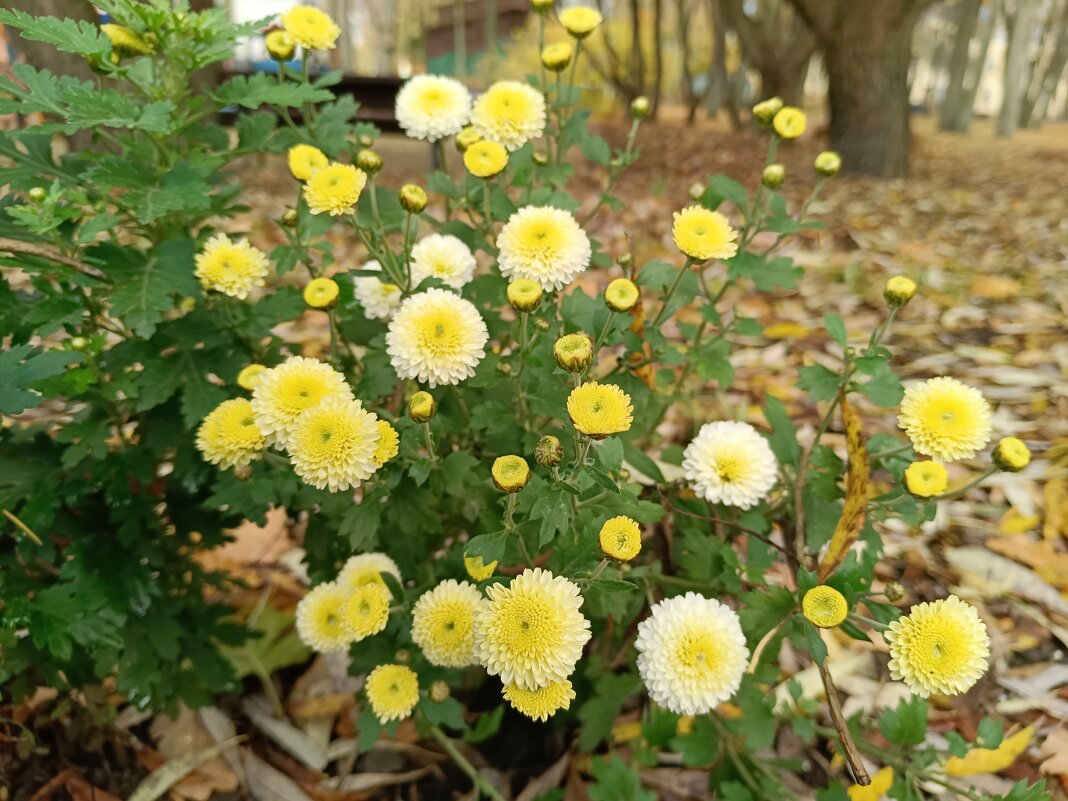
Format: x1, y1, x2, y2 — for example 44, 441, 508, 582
0, 238, 110, 282
818, 662, 871, 786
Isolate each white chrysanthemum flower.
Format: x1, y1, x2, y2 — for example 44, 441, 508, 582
295, 582, 352, 653
636, 592, 749, 715
496, 206, 591, 291
411, 579, 483, 667
410, 234, 477, 290
474, 568, 591, 691
682, 421, 778, 509
395, 75, 472, 142
386, 288, 489, 387
251, 356, 353, 447
338, 553, 402, 592
471, 80, 546, 150
353, 260, 403, 321
286, 396, 381, 491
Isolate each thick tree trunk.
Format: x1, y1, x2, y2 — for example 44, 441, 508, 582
940, 0, 982, 129
1019, 1, 1068, 127
997, 0, 1037, 137
953, 0, 999, 130
820, 7, 923, 177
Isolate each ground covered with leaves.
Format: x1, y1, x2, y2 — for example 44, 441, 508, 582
6, 115, 1067, 801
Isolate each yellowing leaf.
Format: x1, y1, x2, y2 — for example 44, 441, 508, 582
1044, 472, 1068, 543
847, 766, 894, 801
611, 720, 643, 744
945, 726, 1034, 776
764, 322, 811, 339
819, 392, 868, 580
997, 509, 1042, 535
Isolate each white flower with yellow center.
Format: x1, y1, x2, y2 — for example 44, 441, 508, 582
471, 80, 546, 151
411, 579, 483, 667
395, 75, 472, 142
286, 396, 381, 492
251, 356, 353, 447
503, 679, 576, 721
353, 261, 403, 321
386, 288, 489, 387
682, 421, 777, 509
295, 582, 351, 653
636, 592, 749, 715
338, 553, 402, 592
474, 568, 591, 691
496, 206, 591, 291
410, 234, 477, 290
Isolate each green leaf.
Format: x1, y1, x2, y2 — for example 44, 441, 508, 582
977, 717, 1004, 749
578, 670, 641, 750
588, 754, 656, 801
584, 464, 621, 494
622, 441, 665, 483
798, 364, 841, 403
465, 530, 509, 564
0, 344, 79, 414
946, 731, 969, 758
878, 696, 927, 746
700, 175, 748, 213
588, 578, 638, 593
419, 696, 466, 730
824, 314, 848, 348
0, 9, 110, 58
531, 489, 571, 547
804, 624, 828, 665
763, 396, 800, 466
213, 73, 333, 109
340, 500, 382, 550
106, 239, 197, 337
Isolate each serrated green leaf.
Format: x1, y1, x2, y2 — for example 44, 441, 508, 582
214, 73, 333, 109
0, 344, 80, 413
107, 239, 197, 337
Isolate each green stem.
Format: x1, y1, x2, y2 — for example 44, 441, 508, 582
849, 613, 888, 632
930, 467, 997, 502
422, 422, 437, 462
869, 442, 913, 460
650, 257, 693, 329
588, 557, 609, 582
427, 723, 506, 801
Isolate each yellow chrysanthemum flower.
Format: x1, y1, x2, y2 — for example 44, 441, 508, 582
196, 398, 266, 470
237, 364, 268, 391
848, 766, 894, 801
772, 107, 807, 139
599, 516, 641, 561
373, 420, 399, 466
898, 377, 992, 462
471, 81, 547, 151
558, 6, 603, 38
281, 5, 340, 50
287, 144, 328, 181
802, 586, 849, 628
497, 206, 591, 290
474, 568, 591, 690
503, 679, 576, 721
635, 592, 749, 715
194, 233, 270, 300
411, 579, 483, 667
605, 278, 639, 312
265, 30, 295, 61
884, 275, 917, 307
251, 356, 353, 446
295, 582, 351, 653
101, 24, 152, 56
365, 664, 419, 723
904, 460, 948, 498
303, 277, 339, 308
464, 554, 498, 581
339, 553, 402, 592
492, 455, 530, 492
672, 205, 739, 262
993, 437, 1030, 472
386, 288, 489, 387
287, 396, 381, 491
885, 595, 990, 697
566, 382, 633, 439
304, 163, 367, 216
340, 581, 391, 641
463, 139, 509, 178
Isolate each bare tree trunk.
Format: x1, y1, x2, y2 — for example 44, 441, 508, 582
705, 0, 731, 116
998, 0, 1038, 137
940, 0, 982, 130
954, 0, 999, 130
651, 0, 665, 116
453, 0, 467, 78
724, 0, 815, 105
483, 0, 499, 75
1019, 0, 1068, 127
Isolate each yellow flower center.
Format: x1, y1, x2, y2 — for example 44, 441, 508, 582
276, 374, 333, 414
714, 453, 745, 483
672, 628, 720, 678
497, 590, 563, 657
415, 311, 464, 356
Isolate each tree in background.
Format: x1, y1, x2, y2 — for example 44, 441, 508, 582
723, 0, 816, 106
788, 0, 934, 178
1019, 0, 1068, 127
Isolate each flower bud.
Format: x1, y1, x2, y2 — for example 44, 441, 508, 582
265, 30, 295, 61
535, 317, 550, 332
604, 278, 639, 312
507, 278, 542, 313
463, 140, 508, 179
884, 275, 917, 308
68, 336, 88, 351
237, 363, 268, 390
234, 464, 254, 481
27, 187, 47, 204
532, 150, 549, 166
358, 134, 375, 148
455, 126, 481, 152
541, 42, 573, 73
496, 361, 513, 376
772, 107, 807, 140
430, 681, 451, 703
883, 582, 904, 602
553, 333, 593, 373
630, 96, 650, 119
599, 516, 641, 561
356, 149, 383, 176
464, 554, 497, 581
752, 96, 783, 125
814, 150, 842, 177
617, 252, 633, 268
408, 391, 436, 423
761, 163, 786, 190
904, 460, 947, 498
399, 184, 428, 214
492, 455, 530, 492
535, 435, 564, 468
802, 586, 849, 628
303, 277, 339, 309
559, 6, 603, 38
688, 182, 705, 201
993, 437, 1030, 472
394, 649, 411, 664
530, 0, 554, 12
281, 208, 299, 227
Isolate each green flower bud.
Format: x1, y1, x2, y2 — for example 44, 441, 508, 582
356, 149, 383, 175
535, 317, 550, 332
409, 391, 436, 423
535, 435, 564, 468
884, 275, 917, 308
492, 455, 530, 492
27, 187, 47, 203
814, 150, 842, 177
281, 208, 299, 227
630, 96, 650, 119
399, 184, 428, 214
553, 333, 593, 373
752, 96, 784, 125
762, 163, 786, 190
993, 437, 1030, 472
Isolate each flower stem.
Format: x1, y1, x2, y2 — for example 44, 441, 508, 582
422, 422, 437, 462
818, 662, 871, 786
930, 466, 997, 502
650, 257, 692, 329
427, 722, 506, 801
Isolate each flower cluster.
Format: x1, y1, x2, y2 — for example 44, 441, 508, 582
296, 554, 400, 653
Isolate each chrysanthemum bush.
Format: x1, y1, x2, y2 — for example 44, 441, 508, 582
0, 3, 1049, 800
